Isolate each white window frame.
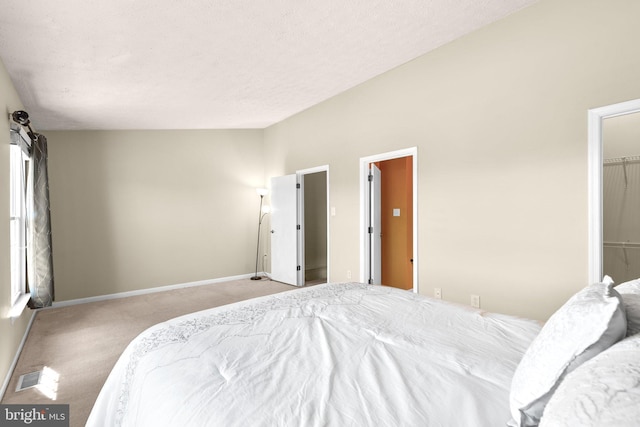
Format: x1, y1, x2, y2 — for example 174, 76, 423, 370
9, 125, 32, 319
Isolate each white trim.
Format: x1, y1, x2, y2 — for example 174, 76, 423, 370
359, 147, 419, 293
588, 98, 640, 284
8, 293, 31, 322
297, 165, 329, 175
1, 310, 37, 400
48, 274, 261, 308
9, 124, 32, 151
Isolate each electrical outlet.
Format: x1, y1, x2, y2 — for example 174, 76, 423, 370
434, 288, 442, 299
471, 294, 480, 308
347, 270, 352, 279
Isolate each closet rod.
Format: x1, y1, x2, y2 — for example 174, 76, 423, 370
603, 241, 640, 249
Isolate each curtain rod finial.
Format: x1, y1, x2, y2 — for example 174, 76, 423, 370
11, 110, 31, 126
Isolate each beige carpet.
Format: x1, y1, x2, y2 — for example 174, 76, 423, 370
1, 278, 300, 427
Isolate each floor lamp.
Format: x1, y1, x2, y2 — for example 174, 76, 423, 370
251, 188, 269, 280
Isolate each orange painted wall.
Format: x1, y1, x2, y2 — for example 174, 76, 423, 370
378, 157, 413, 289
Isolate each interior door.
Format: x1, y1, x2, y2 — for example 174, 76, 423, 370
270, 174, 299, 285
369, 164, 382, 285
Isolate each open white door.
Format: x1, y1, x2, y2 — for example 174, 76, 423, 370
270, 174, 299, 285
369, 164, 382, 285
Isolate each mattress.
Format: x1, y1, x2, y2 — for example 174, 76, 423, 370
87, 283, 541, 426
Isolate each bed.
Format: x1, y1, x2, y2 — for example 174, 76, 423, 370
87, 280, 640, 427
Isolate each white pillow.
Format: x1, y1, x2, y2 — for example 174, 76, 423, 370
616, 278, 640, 336
539, 333, 640, 427
508, 281, 627, 427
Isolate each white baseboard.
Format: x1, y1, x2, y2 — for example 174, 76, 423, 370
49, 273, 264, 309
1, 310, 37, 400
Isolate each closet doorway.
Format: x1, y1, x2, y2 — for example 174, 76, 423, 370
301, 169, 328, 285
270, 166, 329, 286
588, 99, 640, 283
602, 112, 640, 282
360, 148, 418, 292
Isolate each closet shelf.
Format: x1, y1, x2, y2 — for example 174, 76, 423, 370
604, 156, 640, 188
603, 156, 640, 166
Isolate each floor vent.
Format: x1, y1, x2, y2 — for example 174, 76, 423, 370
15, 370, 42, 392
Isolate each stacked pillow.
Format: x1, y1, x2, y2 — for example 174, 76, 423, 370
536, 278, 640, 426
615, 278, 640, 336
508, 278, 627, 427
538, 333, 640, 426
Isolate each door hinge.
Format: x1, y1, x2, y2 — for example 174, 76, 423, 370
368, 226, 373, 234
296, 183, 301, 189
368, 174, 373, 182
297, 224, 301, 230
297, 265, 301, 271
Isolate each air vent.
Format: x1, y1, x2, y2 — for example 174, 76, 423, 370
15, 370, 42, 392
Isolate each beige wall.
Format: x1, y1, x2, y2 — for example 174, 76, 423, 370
0, 59, 33, 394
46, 130, 265, 300
264, 0, 640, 320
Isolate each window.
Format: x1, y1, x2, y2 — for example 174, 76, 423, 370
9, 125, 32, 316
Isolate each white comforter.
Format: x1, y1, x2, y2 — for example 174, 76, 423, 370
87, 283, 541, 427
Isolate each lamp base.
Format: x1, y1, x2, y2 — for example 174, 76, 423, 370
250, 276, 262, 281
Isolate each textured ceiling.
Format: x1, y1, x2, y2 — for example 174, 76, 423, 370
0, 0, 537, 130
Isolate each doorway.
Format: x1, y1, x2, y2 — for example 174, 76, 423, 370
270, 166, 329, 286
301, 170, 328, 285
360, 148, 418, 292
588, 99, 640, 283
602, 112, 640, 282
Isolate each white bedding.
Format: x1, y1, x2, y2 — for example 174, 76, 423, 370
87, 283, 541, 426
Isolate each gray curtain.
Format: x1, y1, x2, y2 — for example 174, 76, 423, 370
28, 133, 55, 308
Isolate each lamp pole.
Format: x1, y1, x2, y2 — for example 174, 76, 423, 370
251, 189, 268, 280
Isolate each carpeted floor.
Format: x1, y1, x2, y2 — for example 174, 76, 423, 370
1, 278, 301, 427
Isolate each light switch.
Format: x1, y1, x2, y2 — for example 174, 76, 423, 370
393, 208, 400, 217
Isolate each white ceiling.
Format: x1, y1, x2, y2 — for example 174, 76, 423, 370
0, 0, 536, 131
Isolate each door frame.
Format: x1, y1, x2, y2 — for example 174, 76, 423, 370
297, 165, 330, 285
359, 147, 418, 292
588, 98, 640, 283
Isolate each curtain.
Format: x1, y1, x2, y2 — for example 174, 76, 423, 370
27, 133, 55, 308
